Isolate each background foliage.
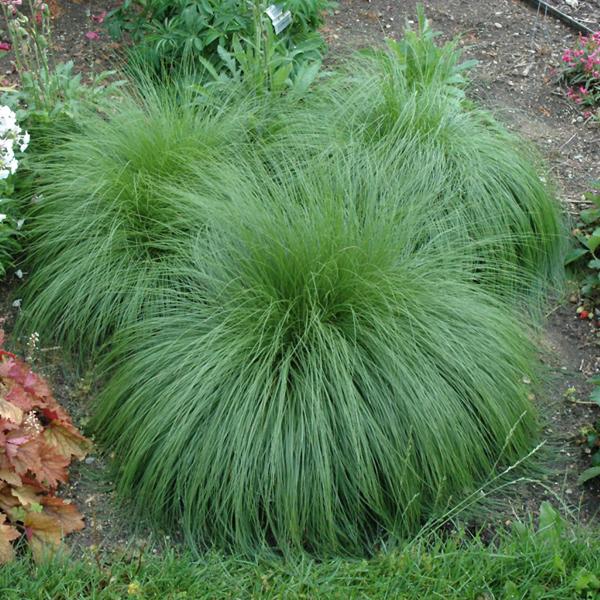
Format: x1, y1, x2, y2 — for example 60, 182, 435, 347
107, 0, 332, 80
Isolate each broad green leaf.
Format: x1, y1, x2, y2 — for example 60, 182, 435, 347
552, 553, 566, 576
564, 247, 588, 265
581, 207, 600, 224
537, 501, 562, 545
574, 568, 600, 591
584, 190, 600, 207
587, 229, 600, 253
290, 61, 321, 97
503, 580, 519, 599
577, 466, 600, 484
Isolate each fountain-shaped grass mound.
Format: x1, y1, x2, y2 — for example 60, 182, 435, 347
264, 13, 566, 309
16, 82, 256, 360
92, 170, 539, 556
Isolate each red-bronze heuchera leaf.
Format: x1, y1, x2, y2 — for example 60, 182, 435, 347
24, 511, 63, 562
0, 514, 19, 564
41, 496, 85, 535
0, 330, 91, 562
44, 420, 92, 460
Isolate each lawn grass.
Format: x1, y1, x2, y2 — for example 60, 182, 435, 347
2, 506, 600, 599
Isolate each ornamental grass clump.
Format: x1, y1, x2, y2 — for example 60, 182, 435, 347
93, 163, 538, 556
268, 12, 566, 308
17, 82, 255, 360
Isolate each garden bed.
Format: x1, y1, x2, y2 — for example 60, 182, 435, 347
0, 0, 599, 584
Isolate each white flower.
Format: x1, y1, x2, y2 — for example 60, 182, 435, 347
0, 105, 18, 137
0, 105, 29, 177
0, 213, 6, 222
18, 131, 30, 152
16, 218, 24, 229
0, 138, 14, 153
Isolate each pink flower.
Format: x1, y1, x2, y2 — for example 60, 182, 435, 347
91, 10, 107, 23
579, 85, 589, 95
0, 42, 11, 51
593, 70, 600, 78
562, 49, 573, 63
85, 31, 100, 40
583, 111, 592, 119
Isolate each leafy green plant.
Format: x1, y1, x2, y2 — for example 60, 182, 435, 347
566, 182, 600, 307
107, 0, 331, 78
0, 0, 123, 140
561, 31, 600, 108
196, 12, 322, 97
361, 5, 477, 104
92, 161, 539, 556
2, 62, 124, 132
16, 80, 258, 360
0, 331, 91, 563
576, 399, 600, 485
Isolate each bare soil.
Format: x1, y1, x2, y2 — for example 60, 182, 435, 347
1, 0, 600, 556
545, 0, 600, 32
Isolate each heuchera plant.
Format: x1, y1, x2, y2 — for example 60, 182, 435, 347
561, 31, 600, 113
0, 330, 91, 563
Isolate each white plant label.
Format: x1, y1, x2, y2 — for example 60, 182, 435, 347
265, 4, 292, 34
